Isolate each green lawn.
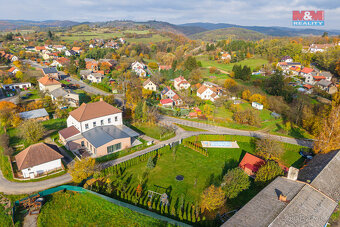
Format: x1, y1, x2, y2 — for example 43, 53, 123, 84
132, 123, 176, 141
0, 203, 12, 227
174, 123, 206, 131
37, 191, 172, 227
27, 89, 41, 100
117, 135, 305, 207
197, 55, 268, 72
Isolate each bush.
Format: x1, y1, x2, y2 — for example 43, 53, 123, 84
146, 156, 155, 169
222, 167, 251, 199
255, 161, 284, 185
233, 109, 260, 126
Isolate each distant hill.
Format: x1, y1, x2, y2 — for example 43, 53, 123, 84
180, 22, 340, 37
190, 27, 267, 41
0, 20, 80, 30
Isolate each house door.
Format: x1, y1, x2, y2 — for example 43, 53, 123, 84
29, 172, 35, 179
81, 141, 85, 147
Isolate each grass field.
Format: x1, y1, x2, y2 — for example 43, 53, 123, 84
132, 123, 176, 141
197, 55, 268, 72
174, 123, 205, 131
37, 191, 172, 227
116, 135, 306, 208
58, 29, 170, 43
0, 203, 12, 227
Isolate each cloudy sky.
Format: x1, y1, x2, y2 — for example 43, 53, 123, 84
0, 0, 339, 29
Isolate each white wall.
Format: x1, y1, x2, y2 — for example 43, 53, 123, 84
67, 112, 123, 133
21, 159, 62, 178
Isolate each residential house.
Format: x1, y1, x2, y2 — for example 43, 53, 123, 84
188, 107, 202, 118
59, 101, 139, 157
300, 67, 314, 78
42, 67, 59, 79
38, 76, 62, 92
15, 143, 64, 179
65, 50, 77, 57
172, 94, 183, 106
161, 86, 176, 99
19, 108, 49, 121
71, 47, 82, 54
280, 56, 293, 62
320, 71, 333, 81
160, 98, 174, 108
2, 82, 31, 90
221, 52, 231, 60
87, 72, 103, 83
50, 88, 79, 107
8, 67, 20, 75
119, 38, 126, 44
309, 43, 334, 53
317, 80, 338, 94
239, 153, 265, 177
50, 57, 70, 68
35, 46, 46, 52
224, 150, 340, 227
289, 66, 301, 76
131, 61, 147, 77
252, 102, 263, 110
0, 51, 18, 62
174, 76, 190, 90
80, 70, 92, 79
159, 65, 171, 71
53, 45, 66, 52
197, 85, 220, 102
143, 78, 158, 91
305, 72, 326, 85
86, 59, 99, 72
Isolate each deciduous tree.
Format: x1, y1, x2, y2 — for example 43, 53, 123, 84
256, 137, 284, 161
19, 120, 46, 144
200, 185, 226, 212
255, 161, 283, 185
69, 158, 96, 183
222, 167, 250, 199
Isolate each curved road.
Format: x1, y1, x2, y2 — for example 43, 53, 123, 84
0, 115, 313, 194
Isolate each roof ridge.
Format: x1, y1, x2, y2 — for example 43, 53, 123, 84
78, 103, 87, 121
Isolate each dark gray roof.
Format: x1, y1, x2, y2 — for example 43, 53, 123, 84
80, 70, 92, 76
82, 125, 134, 148
309, 151, 340, 202
19, 108, 48, 120
223, 177, 305, 227
317, 79, 332, 87
42, 67, 58, 74
269, 185, 337, 227
50, 87, 68, 98
321, 71, 333, 78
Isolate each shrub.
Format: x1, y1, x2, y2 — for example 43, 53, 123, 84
222, 167, 251, 199
146, 156, 155, 169
255, 161, 284, 185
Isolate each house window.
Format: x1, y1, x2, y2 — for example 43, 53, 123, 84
115, 116, 118, 122
93, 121, 96, 127
90, 145, 92, 152
101, 120, 104, 126
107, 143, 122, 154
108, 118, 111, 123
81, 141, 84, 147
85, 124, 89, 130
94, 148, 96, 155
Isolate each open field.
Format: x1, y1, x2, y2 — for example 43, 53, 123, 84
132, 123, 176, 141
37, 191, 172, 227
57, 29, 170, 43
197, 55, 268, 72
174, 123, 206, 131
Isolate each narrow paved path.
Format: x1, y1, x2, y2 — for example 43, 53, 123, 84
99, 115, 313, 169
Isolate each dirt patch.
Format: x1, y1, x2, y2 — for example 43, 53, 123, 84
23, 214, 38, 227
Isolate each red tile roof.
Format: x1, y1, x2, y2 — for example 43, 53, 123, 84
239, 153, 265, 174
69, 101, 122, 122
38, 76, 61, 86
160, 99, 173, 105
303, 84, 313, 90
301, 67, 314, 74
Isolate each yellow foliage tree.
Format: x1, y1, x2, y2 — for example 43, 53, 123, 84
69, 158, 96, 183
224, 79, 237, 89
200, 185, 226, 212
10, 114, 22, 127
249, 94, 268, 108
313, 105, 340, 154
242, 90, 251, 101
142, 88, 153, 99
3, 78, 13, 84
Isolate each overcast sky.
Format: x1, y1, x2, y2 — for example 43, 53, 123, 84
0, 0, 339, 29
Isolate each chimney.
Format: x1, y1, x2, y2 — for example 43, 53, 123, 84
279, 194, 287, 202
287, 167, 299, 181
